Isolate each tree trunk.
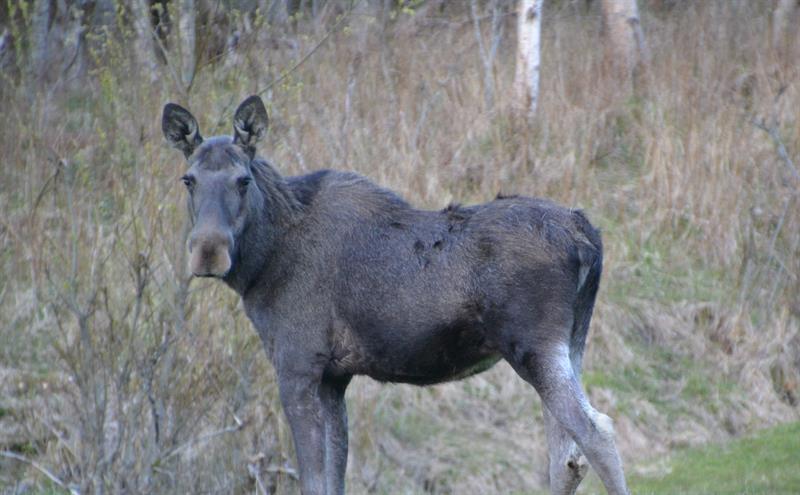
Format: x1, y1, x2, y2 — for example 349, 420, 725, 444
264, 0, 288, 25
0, 28, 12, 75
600, 0, 646, 87
470, 0, 505, 111
132, 0, 159, 81
179, 0, 196, 89
773, 0, 799, 59
31, 0, 51, 82
514, 0, 543, 119
62, 1, 92, 89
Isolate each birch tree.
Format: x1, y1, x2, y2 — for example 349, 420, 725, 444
0, 28, 11, 75
132, 0, 159, 81
179, 0, 196, 88
514, 0, 543, 119
600, 0, 647, 86
31, 0, 51, 82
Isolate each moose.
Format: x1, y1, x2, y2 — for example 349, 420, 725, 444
162, 95, 629, 495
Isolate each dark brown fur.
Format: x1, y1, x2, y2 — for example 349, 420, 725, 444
162, 96, 629, 495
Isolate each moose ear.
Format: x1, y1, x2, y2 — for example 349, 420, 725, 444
232, 95, 268, 158
162, 103, 203, 159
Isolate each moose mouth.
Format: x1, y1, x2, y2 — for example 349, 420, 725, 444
188, 231, 233, 278
193, 271, 228, 278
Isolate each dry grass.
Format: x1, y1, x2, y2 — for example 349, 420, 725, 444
1, 1, 798, 493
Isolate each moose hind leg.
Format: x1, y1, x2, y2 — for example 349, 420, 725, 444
505, 341, 629, 495
543, 405, 588, 495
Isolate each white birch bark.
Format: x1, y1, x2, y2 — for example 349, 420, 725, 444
600, 0, 647, 83
0, 28, 11, 75
514, 0, 543, 119
179, 0, 196, 88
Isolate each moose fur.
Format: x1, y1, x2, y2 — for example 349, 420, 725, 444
162, 96, 629, 495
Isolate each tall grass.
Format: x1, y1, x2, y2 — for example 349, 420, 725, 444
1, 1, 798, 493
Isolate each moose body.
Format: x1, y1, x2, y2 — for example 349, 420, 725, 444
162, 96, 629, 495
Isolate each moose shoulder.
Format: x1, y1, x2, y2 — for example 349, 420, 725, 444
162, 96, 629, 495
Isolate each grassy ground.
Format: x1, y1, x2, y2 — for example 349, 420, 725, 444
1, 1, 799, 493
574, 422, 800, 495
8, 423, 800, 494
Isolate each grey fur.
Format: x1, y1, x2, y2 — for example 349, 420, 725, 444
162, 96, 629, 495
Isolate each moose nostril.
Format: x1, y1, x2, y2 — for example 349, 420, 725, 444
201, 243, 217, 258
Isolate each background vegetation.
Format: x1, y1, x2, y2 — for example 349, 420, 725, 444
1, 0, 798, 493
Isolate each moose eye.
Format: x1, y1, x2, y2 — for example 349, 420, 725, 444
181, 175, 195, 188
237, 176, 252, 192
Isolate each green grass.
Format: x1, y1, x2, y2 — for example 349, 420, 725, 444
625, 422, 800, 494
575, 422, 800, 494
583, 345, 738, 422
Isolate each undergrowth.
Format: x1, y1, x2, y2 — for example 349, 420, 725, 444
0, 1, 798, 493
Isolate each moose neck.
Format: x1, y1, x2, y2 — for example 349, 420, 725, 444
222, 157, 304, 296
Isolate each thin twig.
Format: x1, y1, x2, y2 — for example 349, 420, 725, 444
148, 23, 185, 98
256, 0, 360, 98
33, 411, 77, 461
749, 113, 799, 312
264, 464, 299, 480
247, 462, 268, 495
751, 117, 800, 184
214, 0, 361, 126
159, 416, 245, 463
0, 451, 80, 495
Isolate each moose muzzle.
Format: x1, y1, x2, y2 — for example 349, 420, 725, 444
188, 228, 233, 277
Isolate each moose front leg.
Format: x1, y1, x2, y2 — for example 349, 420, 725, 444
320, 377, 351, 495
277, 370, 327, 495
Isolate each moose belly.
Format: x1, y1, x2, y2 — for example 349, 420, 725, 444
331, 318, 502, 386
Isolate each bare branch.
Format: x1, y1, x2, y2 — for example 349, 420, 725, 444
159, 418, 245, 463
750, 118, 800, 184
264, 464, 300, 480
256, 0, 360, 97
0, 450, 80, 495
470, 0, 504, 109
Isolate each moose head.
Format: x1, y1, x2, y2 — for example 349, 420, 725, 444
162, 96, 269, 278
